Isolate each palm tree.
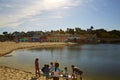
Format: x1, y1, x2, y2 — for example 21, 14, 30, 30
90, 26, 94, 30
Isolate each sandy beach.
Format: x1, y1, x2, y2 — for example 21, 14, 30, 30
0, 66, 65, 80
0, 42, 76, 80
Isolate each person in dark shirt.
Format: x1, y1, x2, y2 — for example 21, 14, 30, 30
71, 65, 83, 80
42, 64, 46, 74
44, 64, 50, 80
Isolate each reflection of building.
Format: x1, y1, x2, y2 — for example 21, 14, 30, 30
50, 49, 54, 57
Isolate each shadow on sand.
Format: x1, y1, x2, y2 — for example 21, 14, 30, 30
31, 77, 37, 80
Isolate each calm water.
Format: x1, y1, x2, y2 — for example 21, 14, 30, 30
0, 44, 120, 80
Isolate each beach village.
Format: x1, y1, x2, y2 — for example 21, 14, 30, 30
13, 30, 97, 43
1, 28, 120, 80
0, 29, 107, 80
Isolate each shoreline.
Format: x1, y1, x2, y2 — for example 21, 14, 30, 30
0, 42, 77, 80
0, 42, 77, 57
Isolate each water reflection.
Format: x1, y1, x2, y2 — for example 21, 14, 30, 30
0, 44, 120, 80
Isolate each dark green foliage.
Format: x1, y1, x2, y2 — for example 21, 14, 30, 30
0, 27, 120, 42
66, 28, 75, 34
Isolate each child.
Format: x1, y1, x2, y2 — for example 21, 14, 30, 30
35, 58, 40, 77
63, 67, 69, 80
53, 62, 61, 80
44, 64, 50, 80
71, 65, 83, 80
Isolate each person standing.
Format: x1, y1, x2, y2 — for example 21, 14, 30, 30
71, 65, 83, 80
35, 58, 40, 77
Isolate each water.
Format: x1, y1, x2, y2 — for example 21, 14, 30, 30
0, 44, 120, 80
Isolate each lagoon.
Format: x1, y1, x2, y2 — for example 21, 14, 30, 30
0, 44, 120, 80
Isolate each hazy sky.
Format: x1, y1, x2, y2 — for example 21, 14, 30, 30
0, 0, 120, 34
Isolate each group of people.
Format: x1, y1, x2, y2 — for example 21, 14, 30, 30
35, 58, 83, 80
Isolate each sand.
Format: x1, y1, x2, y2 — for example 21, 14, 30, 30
0, 42, 76, 80
0, 66, 63, 80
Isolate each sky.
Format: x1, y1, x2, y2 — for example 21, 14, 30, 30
0, 0, 120, 34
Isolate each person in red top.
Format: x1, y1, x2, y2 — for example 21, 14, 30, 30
35, 58, 40, 77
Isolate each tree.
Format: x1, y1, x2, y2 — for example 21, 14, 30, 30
90, 26, 94, 30
2, 32, 14, 41
109, 30, 120, 38
75, 27, 81, 34
3, 32, 8, 35
95, 29, 109, 38
66, 28, 74, 34
59, 29, 65, 34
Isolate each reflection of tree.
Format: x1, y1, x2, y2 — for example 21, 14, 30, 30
50, 47, 64, 59
66, 46, 82, 59
67, 46, 82, 51
29, 47, 64, 51
59, 48, 62, 59
50, 48, 54, 58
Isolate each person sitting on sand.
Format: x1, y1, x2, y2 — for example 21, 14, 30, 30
44, 64, 50, 80
35, 58, 40, 77
71, 65, 83, 80
50, 62, 54, 71
52, 62, 61, 80
42, 64, 46, 74
49, 62, 54, 76
63, 67, 69, 80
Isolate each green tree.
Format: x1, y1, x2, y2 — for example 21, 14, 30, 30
75, 27, 81, 34
59, 29, 65, 34
66, 28, 74, 34
109, 30, 120, 38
